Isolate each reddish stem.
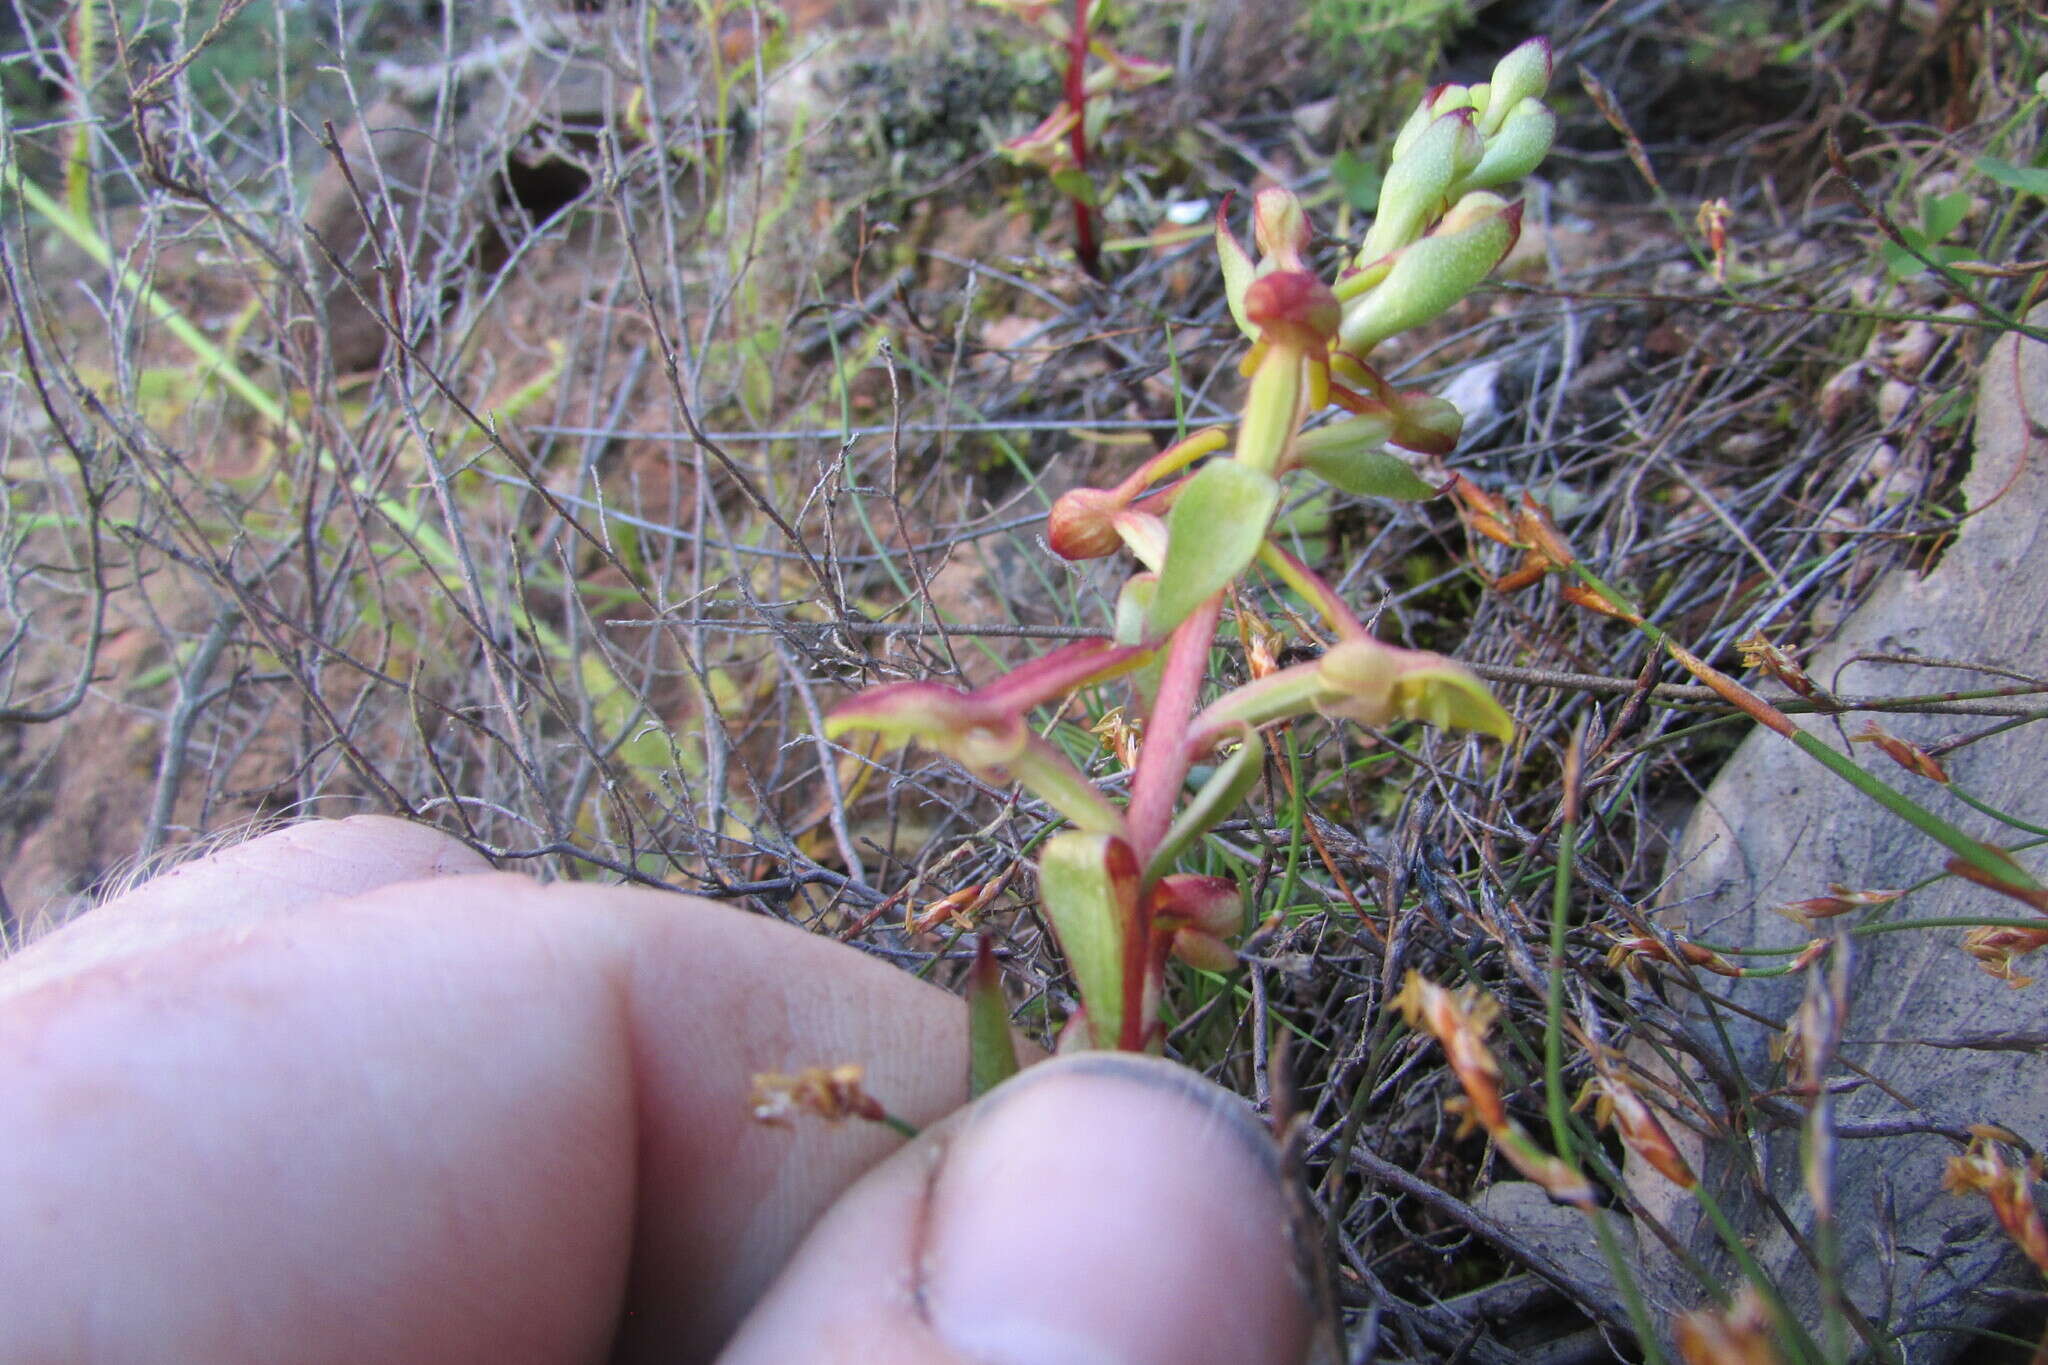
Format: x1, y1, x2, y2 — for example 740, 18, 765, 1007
1117, 888, 1156, 1052
1126, 594, 1222, 864
1115, 597, 1219, 1051
1065, 0, 1100, 278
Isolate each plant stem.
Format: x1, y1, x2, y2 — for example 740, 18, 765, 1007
1692, 1185, 1830, 1365
1256, 541, 1366, 639
1589, 1208, 1669, 1365
1065, 0, 1100, 278
1546, 723, 1582, 1164
1126, 595, 1222, 863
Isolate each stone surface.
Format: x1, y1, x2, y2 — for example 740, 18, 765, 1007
1630, 306, 2048, 1351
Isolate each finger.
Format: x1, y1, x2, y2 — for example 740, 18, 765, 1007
1, 815, 491, 998
719, 1053, 1317, 1365
0, 864, 966, 1364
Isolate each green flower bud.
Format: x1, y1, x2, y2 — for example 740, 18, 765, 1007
1387, 390, 1465, 455
1460, 98, 1556, 192
1435, 189, 1513, 235
1252, 186, 1311, 268
1048, 486, 1125, 559
1388, 85, 1446, 163
1482, 37, 1553, 136
1339, 196, 1522, 356
1359, 110, 1483, 265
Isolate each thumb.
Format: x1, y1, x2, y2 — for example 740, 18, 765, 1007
718, 1053, 1320, 1365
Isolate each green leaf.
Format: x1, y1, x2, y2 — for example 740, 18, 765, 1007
1919, 189, 1971, 241
1391, 664, 1515, 742
966, 938, 1021, 1098
1977, 155, 2048, 200
1038, 832, 1138, 1050
1880, 237, 1973, 279
1297, 443, 1436, 500
1146, 726, 1265, 883
1114, 575, 1156, 647
1331, 148, 1383, 213
1049, 167, 1100, 208
1150, 460, 1280, 637
1217, 215, 1258, 340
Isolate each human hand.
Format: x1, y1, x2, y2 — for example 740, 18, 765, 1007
0, 816, 1317, 1363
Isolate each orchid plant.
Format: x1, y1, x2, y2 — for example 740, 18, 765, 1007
828, 40, 1558, 1064
977, 0, 1171, 278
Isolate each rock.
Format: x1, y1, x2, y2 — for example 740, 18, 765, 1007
1471, 1181, 1636, 1328
290, 14, 702, 375
1629, 306, 2048, 1351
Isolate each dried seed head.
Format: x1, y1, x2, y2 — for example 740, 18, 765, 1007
1779, 883, 1903, 921
910, 881, 1000, 934
1674, 1288, 1781, 1365
1587, 1073, 1697, 1189
749, 1064, 887, 1128
1450, 474, 1517, 545
1944, 1137, 2048, 1278
1736, 632, 1818, 700
1787, 937, 1832, 972
1606, 933, 1741, 979
1696, 197, 1733, 280
1089, 706, 1143, 772
1512, 494, 1575, 569
1962, 924, 2048, 988
1852, 721, 1949, 783
1247, 625, 1281, 681
1389, 971, 1508, 1134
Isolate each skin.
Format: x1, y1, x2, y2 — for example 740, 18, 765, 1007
0, 816, 1316, 1364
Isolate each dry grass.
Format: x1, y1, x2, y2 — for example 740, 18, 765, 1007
4, 0, 2047, 1358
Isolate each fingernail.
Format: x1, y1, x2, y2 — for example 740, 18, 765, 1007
919, 1054, 1315, 1365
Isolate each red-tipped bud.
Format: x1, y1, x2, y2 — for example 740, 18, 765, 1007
1362, 109, 1485, 263
1388, 390, 1465, 455
1153, 873, 1243, 937
1048, 486, 1126, 559
1462, 98, 1556, 190
1084, 42, 1171, 94
1243, 270, 1340, 353
1586, 1074, 1697, 1190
